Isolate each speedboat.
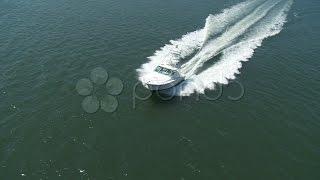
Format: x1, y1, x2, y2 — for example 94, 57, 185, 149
143, 64, 185, 91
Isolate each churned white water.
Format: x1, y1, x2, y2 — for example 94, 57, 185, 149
137, 0, 293, 96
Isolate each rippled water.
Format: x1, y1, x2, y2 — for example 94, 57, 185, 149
0, 0, 319, 179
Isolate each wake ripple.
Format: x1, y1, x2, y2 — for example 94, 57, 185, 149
137, 0, 293, 96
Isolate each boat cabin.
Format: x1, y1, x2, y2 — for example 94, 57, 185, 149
154, 65, 179, 77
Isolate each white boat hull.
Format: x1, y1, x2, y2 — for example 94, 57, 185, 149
146, 78, 184, 91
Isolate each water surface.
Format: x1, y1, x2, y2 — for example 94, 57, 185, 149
0, 0, 319, 179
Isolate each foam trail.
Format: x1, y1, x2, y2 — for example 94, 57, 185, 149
202, 0, 264, 46
177, 0, 293, 96
181, 0, 281, 76
137, 0, 264, 80
137, 0, 293, 96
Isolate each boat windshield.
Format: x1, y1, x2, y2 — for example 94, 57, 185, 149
155, 66, 176, 76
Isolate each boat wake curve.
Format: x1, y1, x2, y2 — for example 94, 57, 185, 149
137, 0, 293, 96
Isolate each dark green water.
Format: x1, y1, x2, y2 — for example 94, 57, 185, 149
0, 0, 319, 179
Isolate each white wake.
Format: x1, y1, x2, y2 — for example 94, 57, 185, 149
137, 0, 293, 96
